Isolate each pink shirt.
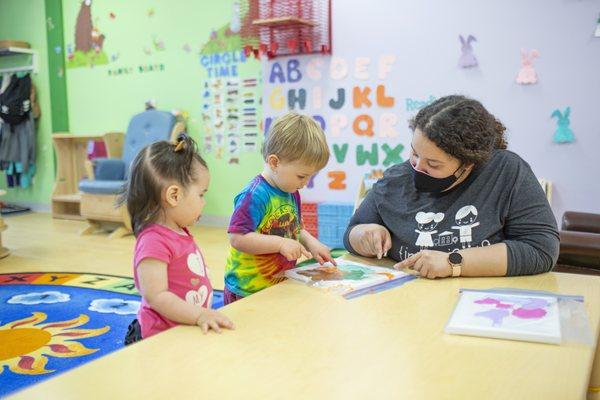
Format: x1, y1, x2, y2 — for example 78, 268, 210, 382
133, 224, 213, 339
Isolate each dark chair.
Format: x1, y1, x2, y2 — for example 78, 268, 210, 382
553, 211, 600, 275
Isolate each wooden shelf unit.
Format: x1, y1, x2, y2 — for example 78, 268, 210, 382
51, 133, 123, 220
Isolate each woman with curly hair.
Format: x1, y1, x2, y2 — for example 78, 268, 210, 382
344, 95, 559, 279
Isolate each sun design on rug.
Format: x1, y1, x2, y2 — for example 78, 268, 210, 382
0, 312, 109, 375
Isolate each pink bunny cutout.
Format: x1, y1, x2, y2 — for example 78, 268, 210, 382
516, 48, 540, 84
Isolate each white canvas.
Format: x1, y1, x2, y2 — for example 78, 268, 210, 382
445, 290, 561, 344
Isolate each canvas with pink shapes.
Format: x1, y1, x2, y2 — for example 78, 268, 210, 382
445, 290, 561, 344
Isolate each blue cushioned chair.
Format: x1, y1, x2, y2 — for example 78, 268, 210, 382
78, 109, 184, 238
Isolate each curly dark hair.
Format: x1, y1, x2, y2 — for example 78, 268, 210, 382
118, 135, 207, 236
408, 95, 508, 166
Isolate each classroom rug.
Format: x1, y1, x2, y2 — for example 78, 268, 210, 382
0, 272, 223, 397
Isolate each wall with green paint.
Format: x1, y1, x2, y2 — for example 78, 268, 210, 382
61, 0, 264, 218
0, 0, 56, 208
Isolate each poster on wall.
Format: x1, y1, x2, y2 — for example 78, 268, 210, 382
262, 55, 414, 203
64, 0, 169, 75
198, 2, 262, 164
67, 0, 109, 68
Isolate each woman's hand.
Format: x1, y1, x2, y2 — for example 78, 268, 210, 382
393, 250, 452, 279
196, 309, 235, 334
349, 223, 392, 259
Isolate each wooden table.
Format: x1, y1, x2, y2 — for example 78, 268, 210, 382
9, 256, 600, 399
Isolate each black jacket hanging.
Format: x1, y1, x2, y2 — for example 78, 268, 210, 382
0, 74, 32, 128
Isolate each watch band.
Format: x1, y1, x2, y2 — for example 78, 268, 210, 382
451, 263, 462, 277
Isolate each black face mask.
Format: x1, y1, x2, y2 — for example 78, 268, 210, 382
411, 163, 465, 193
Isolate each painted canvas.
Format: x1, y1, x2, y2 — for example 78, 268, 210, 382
445, 290, 561, 344
285, 259, 408, 295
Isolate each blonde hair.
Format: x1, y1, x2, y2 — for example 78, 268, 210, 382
262, 112, 330, 169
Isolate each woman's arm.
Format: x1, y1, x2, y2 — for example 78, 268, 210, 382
395, 244, 508, 278
502, 166, 559, 275
458, 243, 507, 276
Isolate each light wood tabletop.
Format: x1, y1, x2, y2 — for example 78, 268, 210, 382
9, 255, 600, 400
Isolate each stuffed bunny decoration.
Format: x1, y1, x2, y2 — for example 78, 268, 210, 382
458, 35, 478, 68
516, 49, 540, 84
551, 107, 575, 144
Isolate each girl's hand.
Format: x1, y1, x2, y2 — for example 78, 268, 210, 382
305, 239, 337, 266
196, 309, 235, 334
393, 250, 452, 279
279, 238, 312, 261
349, 224, 392, 259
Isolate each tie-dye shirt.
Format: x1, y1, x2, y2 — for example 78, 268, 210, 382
225, 175, 302, 297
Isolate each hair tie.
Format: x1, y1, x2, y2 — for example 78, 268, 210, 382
173, 133, 188, 152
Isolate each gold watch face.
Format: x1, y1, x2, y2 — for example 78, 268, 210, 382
449, 252, 462, 265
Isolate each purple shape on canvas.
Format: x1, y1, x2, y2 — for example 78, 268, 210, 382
520, 298, 549, 310
475, 308, 510, 326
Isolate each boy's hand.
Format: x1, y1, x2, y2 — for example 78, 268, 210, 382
306, 240, 337, 266
196, 309, 235, 334
279, 238, 312, 261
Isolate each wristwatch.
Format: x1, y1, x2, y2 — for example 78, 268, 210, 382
448, 252, 463, 277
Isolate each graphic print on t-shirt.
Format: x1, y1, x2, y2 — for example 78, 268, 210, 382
186, 250, 207, 277
414, 211, 445, 250
451, 205, 480, 248
260, 204, 300, 238
184, 250, 212, 308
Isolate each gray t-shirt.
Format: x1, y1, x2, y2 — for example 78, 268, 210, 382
344, 150, 559, 276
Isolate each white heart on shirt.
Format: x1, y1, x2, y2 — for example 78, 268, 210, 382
185, 285, 209, 307
206, 291, 213, 309
187, 250, 206, 277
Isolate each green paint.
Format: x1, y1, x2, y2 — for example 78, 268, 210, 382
0, 0, 56, 206
45, 0, 69, 132
338, 265, 369, 280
